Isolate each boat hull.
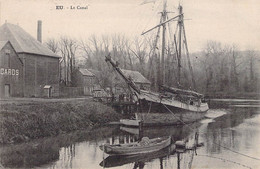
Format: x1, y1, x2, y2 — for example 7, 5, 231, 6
138, 90, 209, 113
121, 99, 207, 127
99, 136, 171, 155
120, 110, 206, 127
127, 90, 209, 126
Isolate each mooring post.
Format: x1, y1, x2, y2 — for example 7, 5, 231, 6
195, 132, 199, 155
177, 152, 180, 169
138, 120, 143, 141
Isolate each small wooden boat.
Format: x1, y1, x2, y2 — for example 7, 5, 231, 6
99, 144, 176, 168
99, 136, 171, 155
120, 119, 140, 127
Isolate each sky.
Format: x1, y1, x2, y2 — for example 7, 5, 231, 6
0, 0, 260, 52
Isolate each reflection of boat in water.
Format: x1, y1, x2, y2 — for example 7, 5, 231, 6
120, 111, 206, 127
99, 136, 171, 155
99, 143, 176, 168
120, 119, 141, 127
120, 121, 202, 141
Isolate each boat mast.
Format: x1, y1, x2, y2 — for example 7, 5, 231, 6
161, 0, 167, 86
141, 1, 183, 90
178, 5, 197, 90
183, 23, 196, 89
177, 5, 183, 86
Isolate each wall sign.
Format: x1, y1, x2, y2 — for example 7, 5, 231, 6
0, 68, 19, 76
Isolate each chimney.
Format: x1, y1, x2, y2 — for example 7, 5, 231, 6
37, 20, 42, 43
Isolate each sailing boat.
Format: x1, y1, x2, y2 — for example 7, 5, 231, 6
105, 1, 209, 126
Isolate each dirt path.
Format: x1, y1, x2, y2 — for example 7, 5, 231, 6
0, 97, 92, 105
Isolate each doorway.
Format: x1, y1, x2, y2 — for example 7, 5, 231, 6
4, 84, 10, 97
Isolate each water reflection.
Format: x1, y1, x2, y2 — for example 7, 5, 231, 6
204, 108, 258, 154
0, 126, 118, 168
120, 122, 202, 142
0, 107, 259, 169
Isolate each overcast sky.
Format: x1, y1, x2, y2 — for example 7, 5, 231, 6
1, 0, 260, 52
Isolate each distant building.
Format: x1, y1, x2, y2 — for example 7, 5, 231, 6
113, 69, 151, 95
0, 41, 23, 97
0, 23, 60, 97
121, 69, 151, 90
72, 68, 96, 95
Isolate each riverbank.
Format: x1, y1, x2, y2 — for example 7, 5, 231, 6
205, 92, 259, 99
0, 99, 122, 144
0, 126, 118, 168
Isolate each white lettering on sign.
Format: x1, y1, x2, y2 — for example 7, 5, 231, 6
0, 68, 19, 76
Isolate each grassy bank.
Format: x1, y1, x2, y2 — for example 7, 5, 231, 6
0, 100, 121, 144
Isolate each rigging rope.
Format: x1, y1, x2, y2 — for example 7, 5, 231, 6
126, 1, 159, 47
142, 0, 162, 34
197, 154, 252, 169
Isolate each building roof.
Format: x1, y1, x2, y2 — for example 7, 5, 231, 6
0, 41, 8, 50
0, 23, 59, 58
88, 69, 100, 76
79, 68, 95, 77
121, 69, 151, 84
0, 41, 23, 65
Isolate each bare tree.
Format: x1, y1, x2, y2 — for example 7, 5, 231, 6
130, 37, 149, 75
45, 38, 59, 53
245, 50, 258, 92
59, 36, 79, 86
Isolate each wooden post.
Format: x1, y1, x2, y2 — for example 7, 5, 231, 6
160, 157, 163, 169
138, 120, 143, 141
177, 152, 180, 169
195, 132, 199, 155
112, 136, 115, 144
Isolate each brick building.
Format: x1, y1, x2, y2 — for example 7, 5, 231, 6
0, 23, 60, 97
0, 41, 23, 97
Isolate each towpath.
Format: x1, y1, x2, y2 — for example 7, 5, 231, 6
0, 97, 92, 105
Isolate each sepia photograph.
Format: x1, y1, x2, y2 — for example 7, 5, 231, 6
0, 0, 259, 168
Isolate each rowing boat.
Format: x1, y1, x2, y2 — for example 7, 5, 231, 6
99, 144, 176, 168
99, 136, 171, 155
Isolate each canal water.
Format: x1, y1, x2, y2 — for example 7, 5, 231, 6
0, 101, 260, 169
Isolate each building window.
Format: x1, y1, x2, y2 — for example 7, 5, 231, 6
5, 49, 11, 67
8, 55, 10, 67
